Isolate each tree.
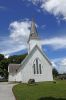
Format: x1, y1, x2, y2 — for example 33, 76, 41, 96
0, 53, 27, 79
8, 54, 27, 64
0, 58, 10, 78
0, 54, 4, 61
52, 68, 58, 78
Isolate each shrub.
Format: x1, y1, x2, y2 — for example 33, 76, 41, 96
28, 79, 35, 84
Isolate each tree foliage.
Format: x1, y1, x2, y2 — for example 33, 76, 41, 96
52, 68, 58, 78
0, 54, 4, 61
8, 54, 27, 64
0, 53, 27, 79
0, 58, 10, 78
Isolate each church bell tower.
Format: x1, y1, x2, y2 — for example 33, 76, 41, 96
28, 18, 42, 54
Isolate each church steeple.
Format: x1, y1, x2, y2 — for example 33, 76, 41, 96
28, 18, 39, 41
28, 18, 42, 54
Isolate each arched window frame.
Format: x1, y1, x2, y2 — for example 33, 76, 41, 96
33, 58, 42, 74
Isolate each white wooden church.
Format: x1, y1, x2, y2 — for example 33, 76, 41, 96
8, 19, 53, 83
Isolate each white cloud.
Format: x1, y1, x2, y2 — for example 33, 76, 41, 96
0, 37, 27, 55
5, 55, 10, 58
0, 19, 31, 56
52, 57, 66, 73
41, 0, 66, 20
58, 58, 66, 66
41, 37, 66, 50
9, 20, 31, 43
28, 0, 66, 20
52, 57, 66, 66
51, 61, 56, 67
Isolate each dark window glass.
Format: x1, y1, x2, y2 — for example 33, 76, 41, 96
36, 59, 39, 74
33, 64, 36, 74
39, 64, 42, 74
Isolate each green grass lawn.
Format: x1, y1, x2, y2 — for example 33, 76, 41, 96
13, 80, 66, 100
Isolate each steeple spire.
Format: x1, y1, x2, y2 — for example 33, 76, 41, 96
31, 18, 37, 34
28, 18, 39, 42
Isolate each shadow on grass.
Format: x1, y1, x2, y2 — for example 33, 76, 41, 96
38, 97, 66, 100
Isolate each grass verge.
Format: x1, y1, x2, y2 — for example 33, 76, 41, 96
12, 80, 66, 100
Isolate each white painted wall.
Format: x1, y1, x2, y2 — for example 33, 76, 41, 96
20, 48, 53, 83
28, 39, 42, 54
8, 71, 22, 82
16, 71, 22, 82
8, 73, 16, 82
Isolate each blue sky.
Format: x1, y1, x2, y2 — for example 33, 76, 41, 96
0, 0, 66, 73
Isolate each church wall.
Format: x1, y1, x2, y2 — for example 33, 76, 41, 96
16, 71, 22, 82
21, 48, 53, 83
8, 71, 22, 82
8, 73, 16, 82
28, 39, 42, 54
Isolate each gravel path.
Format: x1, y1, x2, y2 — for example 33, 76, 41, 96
0, 82, 16, 100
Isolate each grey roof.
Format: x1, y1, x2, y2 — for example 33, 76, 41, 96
8, 64, 20, 73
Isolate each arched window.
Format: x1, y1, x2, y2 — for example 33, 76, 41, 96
33, 58, 42, 74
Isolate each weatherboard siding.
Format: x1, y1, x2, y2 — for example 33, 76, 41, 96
21, 48, 53, 83
28, 39, 42, 54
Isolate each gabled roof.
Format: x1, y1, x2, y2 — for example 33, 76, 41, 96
8, 64, 20, 73
20, 45, 52, 70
